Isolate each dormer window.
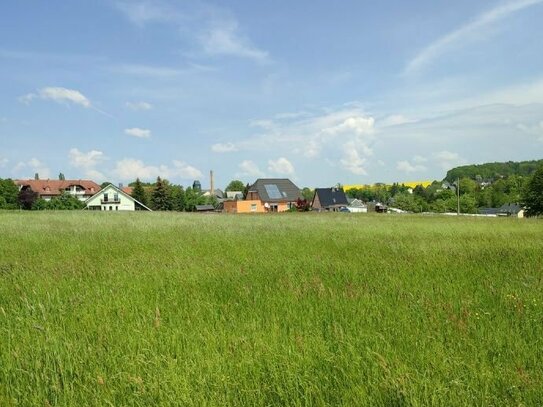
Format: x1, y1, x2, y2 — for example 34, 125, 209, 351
103, 193, 109, 202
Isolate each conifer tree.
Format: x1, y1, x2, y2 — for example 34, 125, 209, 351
131, 178, 147, 206
151, 177, 173, 210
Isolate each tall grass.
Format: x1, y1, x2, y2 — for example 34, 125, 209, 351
0, 211, 542, 406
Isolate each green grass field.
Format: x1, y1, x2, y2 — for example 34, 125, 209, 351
0, 211, 542, 406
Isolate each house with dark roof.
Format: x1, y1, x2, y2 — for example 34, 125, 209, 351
16, 179, 101, 201
498, 203, 524, 218
223, 178, 301, 213
311, 187, 349, 211
478, 204, 525, 218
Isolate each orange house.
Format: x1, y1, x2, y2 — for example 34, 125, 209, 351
223, 178, 301, 213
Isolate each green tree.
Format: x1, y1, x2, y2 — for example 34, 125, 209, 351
184, 187, 207, 212
459, 178, 478, 195
131, 178, 148, 206
225, 180, 245, 192
58, 172, 65, 180
44, 192, 85, 210
301, 187, 314, 201
522, 165, 543, 216
151, 177, 173, 210
0, 179, 19, 209
170, 184, 186, 211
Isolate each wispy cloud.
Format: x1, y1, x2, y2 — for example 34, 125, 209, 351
405, 0, 543, 74
125, 128, 152, 138
109, 63, 214, 78
19, 87, 111, 117
211, 142, 238, 153
115, 1, 179, 26
114, 1, 270, 64
126, 101, 153, 111
199, 18, 270, 63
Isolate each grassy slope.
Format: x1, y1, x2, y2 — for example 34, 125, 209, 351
0, 211, 542, 406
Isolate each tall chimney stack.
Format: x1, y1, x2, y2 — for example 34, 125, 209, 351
210, 170, 214, 197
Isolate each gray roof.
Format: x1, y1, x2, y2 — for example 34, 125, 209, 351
498, 203, 522, 215
250, 178, 301, 202
313, 187, 349, 207
479, 207, 499, 215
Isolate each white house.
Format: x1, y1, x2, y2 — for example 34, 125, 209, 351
85, 184, 151, 211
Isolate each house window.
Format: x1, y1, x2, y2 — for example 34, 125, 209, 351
114, 193, 119, 201
250, 204, 257, 212
116, 206, 118, 211
104, 193, 109, 202
109, 206, 113, 211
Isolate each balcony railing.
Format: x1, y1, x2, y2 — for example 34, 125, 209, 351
101, 198, 121, 204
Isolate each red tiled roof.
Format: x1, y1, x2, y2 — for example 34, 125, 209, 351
15, 179, 101, 197
122, 186, 133, 195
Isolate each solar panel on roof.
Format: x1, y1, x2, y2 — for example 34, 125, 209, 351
264, 184, 282, 199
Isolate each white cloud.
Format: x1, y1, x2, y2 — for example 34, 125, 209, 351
68, 148, 105, 169
171, 160, 203, 179
13, 158, 51, 179
217, 107, 377, 176
115, 1, 177, 25
125, 128, 151, 138
405, 0, 543, 74
267, 157, 295, 175
20, 87, 91, 108
68, 148, 107, 181
126, 101, 153, 111
250, 119, 275, 129
433, 151, 466, 170
396, 160, 427, 173
200, 19, 269, 62
237, 160, 264, 178
340, 143, 367, 175
0, 157, 8, 167
114, 158, 202, 181
211, 142, 238, 153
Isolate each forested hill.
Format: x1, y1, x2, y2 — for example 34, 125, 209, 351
444, 159, 543, 182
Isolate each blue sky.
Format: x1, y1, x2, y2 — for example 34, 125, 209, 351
1, 0, 543, 188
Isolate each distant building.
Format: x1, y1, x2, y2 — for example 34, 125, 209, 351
346, 198, 368, 213
85, 184, 151, 211
478, 204, 524, 218
224, 178, 301, 213
15, 179, 100, 201
497, 204, 524, 218
311, 187, 349, 211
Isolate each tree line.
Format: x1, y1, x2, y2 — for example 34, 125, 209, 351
345, 166, 543, 216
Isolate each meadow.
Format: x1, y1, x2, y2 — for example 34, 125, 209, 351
0, 211, 542, 406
